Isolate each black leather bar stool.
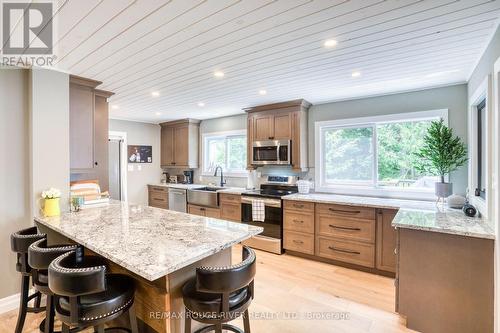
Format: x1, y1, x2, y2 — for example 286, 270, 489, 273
182, 246, 256, 333
10, 226, 47, 333
28, 238, 79, 333
48, 250, 139, 333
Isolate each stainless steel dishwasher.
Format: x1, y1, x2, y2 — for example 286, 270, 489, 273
168, 188, 187, 212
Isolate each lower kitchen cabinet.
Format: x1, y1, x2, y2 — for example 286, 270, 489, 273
148, 185, 168, 209
219, 193, 241, 222
283, 200, 396, 276
188, 204, 220, 218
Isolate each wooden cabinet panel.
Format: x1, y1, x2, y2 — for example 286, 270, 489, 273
161, 126, 174, 166
284, 211, 314, 234
220, 193, 241, 204
93, 94, 109, 191
253, 114, 274, 140
148, 186, 168, 209
173, 125, 189, 166
284, 231, 314, 255
70, 84, 94, 169
316, 214, 375, 243
283, 200, 314, 213
376, 209, 397, 272
205, 207, 221, 218
220, 203, 241, 222
317, 236, 375, 268
317, 203, 376, 220
273, 113, 292, 139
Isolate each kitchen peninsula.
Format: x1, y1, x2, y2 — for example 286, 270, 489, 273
34, 201, 263, 333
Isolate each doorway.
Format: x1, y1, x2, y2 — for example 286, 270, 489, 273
109, 131, 127, 201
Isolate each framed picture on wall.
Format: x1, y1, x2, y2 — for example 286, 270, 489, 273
127, 145, 152, 163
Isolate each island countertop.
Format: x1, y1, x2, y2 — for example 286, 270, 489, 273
34, 201, 263, 281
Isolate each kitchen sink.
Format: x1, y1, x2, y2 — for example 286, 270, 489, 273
187, 187, 225, 207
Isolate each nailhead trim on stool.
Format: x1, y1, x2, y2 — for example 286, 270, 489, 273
80, 298, 134, 322
50, 252, 107, 273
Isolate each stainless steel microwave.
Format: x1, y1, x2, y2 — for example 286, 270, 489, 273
252, 140, 291, 165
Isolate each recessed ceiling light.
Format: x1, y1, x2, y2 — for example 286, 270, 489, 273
259, 89, 267, 95
151, 91, 160, 97
323, 39, 338, 48
351, 71, 361, 78
111, 105, 119, 109
197, 102, 206, 107
155, 112, 162, 116
425, 69, 461, 78
214, 71, 225, 78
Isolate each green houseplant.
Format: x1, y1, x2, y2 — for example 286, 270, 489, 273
415, 119, 468, 199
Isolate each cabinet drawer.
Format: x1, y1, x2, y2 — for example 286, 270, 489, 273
284, 211, 314, 234
205, 207, 220, 218
317, 237, 375, 268
284, 231, 314, 255
149, 186, 168, 193
149, 196, 168, 209
188, 204, 206, 216
220, 203, 241, 222
317, 203, 375, 220
284, 200, 314, 212
220, 193, 241, 204
317, 214, 375, 243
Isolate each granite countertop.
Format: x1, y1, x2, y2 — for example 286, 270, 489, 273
34, 201, 262, 281
149, 183, 247, 194
283, 192, 495, 239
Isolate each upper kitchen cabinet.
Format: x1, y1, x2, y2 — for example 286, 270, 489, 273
245, 99, 311, 171
160, 119, 200, 168
69, 75, 114, 190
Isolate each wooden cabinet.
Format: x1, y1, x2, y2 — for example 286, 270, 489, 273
69, 75, 114, 191
148, 186, 168, 209
283, 200, 314, 255
160, 119, 200, 168
245, 99, 310, 171
220, 193, 241, 222
376, 209, 397, 273
188, 204, 220, 218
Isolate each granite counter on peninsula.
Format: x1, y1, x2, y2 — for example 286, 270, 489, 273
35, 201, 263, 333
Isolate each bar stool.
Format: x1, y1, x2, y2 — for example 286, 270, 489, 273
28, 238, 79, 333
182, 246, 256, 333
10, 226, 47, 333
48, 250, 139, 333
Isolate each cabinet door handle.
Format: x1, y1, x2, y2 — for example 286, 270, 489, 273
328, 224, 361, 231
200, 208, 205, 211
94, 161, 98, 166
328, 208, 360, 214
293, 219, 304, 224
292, 240, 303, 244
154, 198, 165, 202
328, 246, 360, 255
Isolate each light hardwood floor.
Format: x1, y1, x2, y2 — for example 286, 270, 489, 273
0, 245, 416, 333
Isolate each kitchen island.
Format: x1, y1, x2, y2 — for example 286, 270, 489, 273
34, 200, 263, 333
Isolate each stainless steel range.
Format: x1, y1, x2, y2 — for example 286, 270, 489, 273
241, 176, 298, 254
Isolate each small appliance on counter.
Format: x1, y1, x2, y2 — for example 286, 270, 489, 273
169, 175, 178, 183
183, 170, 194, 184
161, 171, 169, 183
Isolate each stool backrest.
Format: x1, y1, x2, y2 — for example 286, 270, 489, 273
11, 226, 46, 274
28, 239, 79, 270
48, 250, 107, 297
196, 246, 256, 294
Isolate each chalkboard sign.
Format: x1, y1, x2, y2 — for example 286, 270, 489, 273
127, 145, 152, 163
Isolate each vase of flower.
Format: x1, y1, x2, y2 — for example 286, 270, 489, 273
42, 188, 62, 217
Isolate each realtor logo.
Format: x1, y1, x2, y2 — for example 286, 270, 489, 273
2, 2, 53, 55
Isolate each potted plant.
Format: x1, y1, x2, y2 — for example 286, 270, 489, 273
415, 119, 468, 200
42, 188, 62, 217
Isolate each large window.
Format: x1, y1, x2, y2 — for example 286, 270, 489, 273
202, 130, 247, 176
316, 110, 448, 198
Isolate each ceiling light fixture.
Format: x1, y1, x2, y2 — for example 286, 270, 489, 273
197, 102, 205, 107
323, 39, 338, 48
351, 71, 361, 78
151, 91, 160, 97
155, 112, 162, 116
259, 89, 267, 95
111, 105, 119, 109
214, 71, 225, 78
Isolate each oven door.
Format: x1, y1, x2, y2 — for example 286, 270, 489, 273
252, 140, 290, 165
241, 197, 282, 239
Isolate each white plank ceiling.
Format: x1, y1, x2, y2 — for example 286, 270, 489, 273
28, 0, 500, 122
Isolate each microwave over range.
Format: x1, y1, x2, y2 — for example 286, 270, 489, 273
252, 140, 291, 165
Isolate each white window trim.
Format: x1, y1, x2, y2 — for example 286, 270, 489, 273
201, 129, 248, 178
315, 109, 449, 200
469, 75, 493, 218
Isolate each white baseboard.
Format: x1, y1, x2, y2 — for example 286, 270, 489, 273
0, 292, 20, 314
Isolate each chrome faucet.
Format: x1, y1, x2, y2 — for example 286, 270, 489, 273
214, 166, 226, 187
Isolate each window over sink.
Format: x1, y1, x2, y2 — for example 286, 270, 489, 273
315, 110, 448, 199
202, 130, 247, 177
